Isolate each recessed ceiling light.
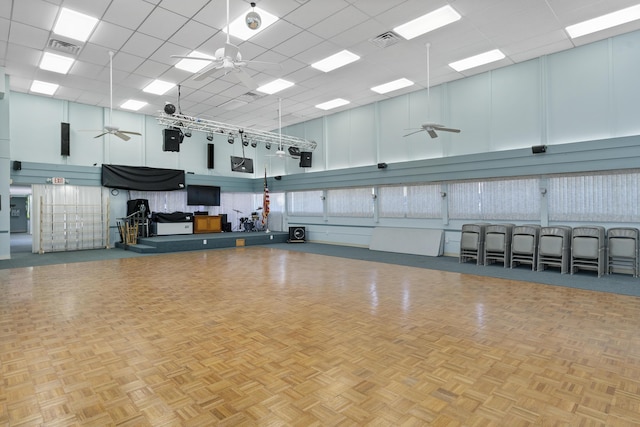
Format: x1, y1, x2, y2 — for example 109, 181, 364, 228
315, 98, 350, 111
256, 79, 294, 95
39, 52, 75, 74
371, 78, 414, 94
225, 6, 278, 41
565, 4, 640, 39
393, 5, 461, 40
311, 50, 360, 73
30, 80, 59, 95
121, 100, 147, 111
53, 8, 99, 43
143, 80, 176, 95
449, 49, 506, 72
174, 51, 214, 73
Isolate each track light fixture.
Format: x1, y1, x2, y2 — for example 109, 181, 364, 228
206, 132, 214, 141
250, 140, 257, 148
184, 129, 192, 138
227, 133, 234, 144
265, 143, 271, 150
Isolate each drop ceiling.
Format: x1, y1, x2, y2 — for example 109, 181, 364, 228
2, 0, 640, 131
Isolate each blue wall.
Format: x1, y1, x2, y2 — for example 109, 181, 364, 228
4, 30, 640, 257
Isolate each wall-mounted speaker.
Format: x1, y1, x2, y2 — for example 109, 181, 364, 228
207, 143, 214, 169
61, 122, 70, 156
274, 175, 282, 181
13, 160, 21, 171
299, 152, 312, 167
532, 145, 547, 154
288, 226, 306, 242
163, 128, 181, 152
377, 162, 387, 169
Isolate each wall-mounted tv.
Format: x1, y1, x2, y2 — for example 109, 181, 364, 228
230, 156, 254, 173
187, 185, 221, 206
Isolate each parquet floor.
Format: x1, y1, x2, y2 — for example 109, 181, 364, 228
1, 247, 640, 426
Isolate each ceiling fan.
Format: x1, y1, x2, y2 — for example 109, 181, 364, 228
94, 51, 141, 141
404, 43, 460, 139
172, 0, 277, 90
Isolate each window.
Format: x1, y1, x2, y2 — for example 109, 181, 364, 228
379, 184, 441, 218
327, 188, 374, 217
287, 190, 323, 216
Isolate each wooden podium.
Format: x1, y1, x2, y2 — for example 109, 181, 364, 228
193, 215, 222, 233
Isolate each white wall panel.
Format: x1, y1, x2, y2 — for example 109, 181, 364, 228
378, 95, 409, 164
447, 73, 492, 157
611, 31, 640, 136
346, 104, 376, 167
68, 103, 104, 166
10, 93, 63, 163
325, 111, 351, 169
546, 40, 611, 144
490, 60, 542, 150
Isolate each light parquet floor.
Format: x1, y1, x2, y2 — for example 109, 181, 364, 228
1, 246, 640, 426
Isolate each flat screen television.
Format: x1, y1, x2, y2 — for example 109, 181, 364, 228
230, 156, 254, 173
187, 185, 221, 206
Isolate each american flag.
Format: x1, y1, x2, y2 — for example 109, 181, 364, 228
262, 169, 270, 226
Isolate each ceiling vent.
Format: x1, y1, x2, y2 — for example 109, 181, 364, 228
369, 31, 401, 49
47, 38, 81, 55
238, 91, 264, 102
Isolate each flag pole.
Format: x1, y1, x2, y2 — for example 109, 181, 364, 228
263, 167, 270, 233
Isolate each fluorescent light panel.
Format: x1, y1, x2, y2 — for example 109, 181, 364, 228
315, 98, 350, 111
449, 49, 506, 72
226, 7, 278, 41
121, 100, 147, 111
371, 78, 414, 94
393, 5, 461, 40
566, 4, 640, 38
174, 51, 214, 73
30, 80, 59, 95
53, 8, 99, 42
143, 79, 176, 95
39, 52, 75, 74
256, 78, 294, 94
311, 50, 360, 72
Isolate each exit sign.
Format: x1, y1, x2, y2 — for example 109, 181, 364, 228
51, 177, 66, 185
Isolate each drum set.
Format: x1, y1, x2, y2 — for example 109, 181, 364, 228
235, 208, 265, 232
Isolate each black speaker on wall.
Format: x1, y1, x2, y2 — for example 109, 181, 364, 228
163, 128, 181, 152
61, 122, 70, 156
531, 144, 547, 154
299, 152, 312, 167
13, 160, 21, 171
207, 143, 214, 169
288, 226, 306, 242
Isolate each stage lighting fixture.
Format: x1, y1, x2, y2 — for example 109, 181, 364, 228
265, 143, 271, 150
246, 2, 261, 30
228, 133, 235, 144
184, 129, 192, 138
250, 140, 257, 148
163, 103, 176, 115
206, 132, 214, 141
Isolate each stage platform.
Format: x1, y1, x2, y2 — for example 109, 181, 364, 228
115, 231, 290, 254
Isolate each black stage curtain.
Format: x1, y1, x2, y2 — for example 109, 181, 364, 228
102, 164, 185, 191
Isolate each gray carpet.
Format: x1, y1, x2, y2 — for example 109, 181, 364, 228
2, 235, 639, 297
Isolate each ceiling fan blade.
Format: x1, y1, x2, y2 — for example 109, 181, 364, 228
114, 131, 131, 141
235, 68, 258, 90
171, 54, 213, 61
120, 130, 142, 135
193, 64, 224, 81
435, 127, 461, 133
427, 129, 439, 138
94, 132, 108, 138
403, 129, 425, 137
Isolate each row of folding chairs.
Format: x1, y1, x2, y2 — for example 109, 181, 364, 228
459, 223, 640, 277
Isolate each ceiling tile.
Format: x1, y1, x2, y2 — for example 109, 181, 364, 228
102, 0, 156, 30
137, 6, 189, 40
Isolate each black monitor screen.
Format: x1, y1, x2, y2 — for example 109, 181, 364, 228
230, 156, 254, 173
187, 185, 221, 206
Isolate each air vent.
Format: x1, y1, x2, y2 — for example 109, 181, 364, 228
369, 31, 401, 49
238, 91, 264, 102
47, 38, 81, 55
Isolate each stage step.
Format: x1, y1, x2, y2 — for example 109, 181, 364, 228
114, 231, 289, 254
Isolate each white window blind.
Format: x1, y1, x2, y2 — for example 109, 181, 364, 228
327, 188, 374, 217
549, 172, 640, 222
379, 184, 441, 218
449, 178, 539, 220
287, 190, 323, 216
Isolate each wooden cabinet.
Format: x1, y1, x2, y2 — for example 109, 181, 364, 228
193, 215, 222, 233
